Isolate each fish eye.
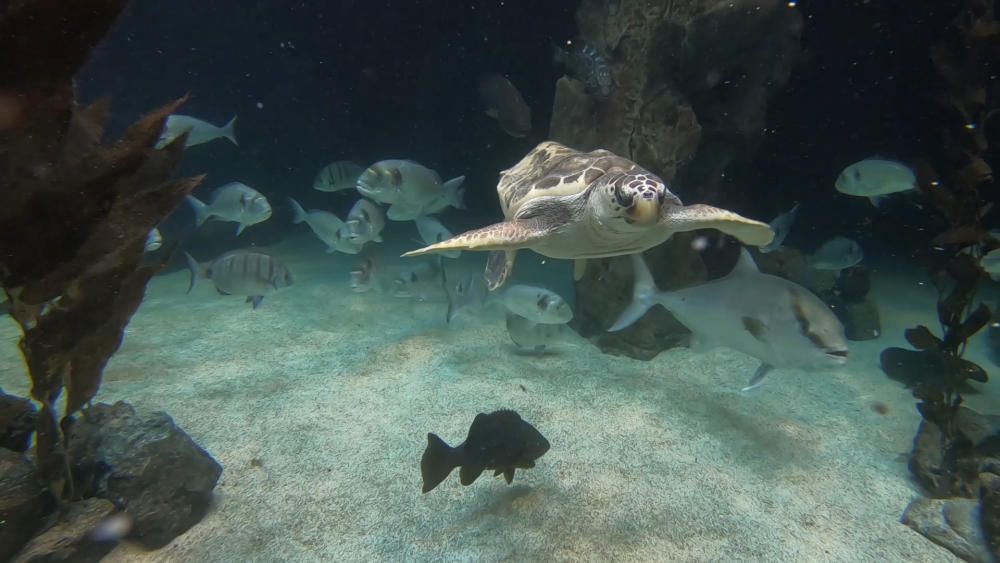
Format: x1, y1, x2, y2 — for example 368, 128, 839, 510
853, 169, 862, 181
537, 294, 551, 309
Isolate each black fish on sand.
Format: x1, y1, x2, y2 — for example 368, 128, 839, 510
421, 409, 550, 493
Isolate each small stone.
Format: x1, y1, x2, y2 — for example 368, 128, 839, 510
0, 449, 53, 561
0, 390, 37, 452
12, 498, 116, 563
901, 496, 991, 562
65, 401, 222, 548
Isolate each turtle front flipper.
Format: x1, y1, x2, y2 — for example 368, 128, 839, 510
401, 219, 551, 257
664, 204, 775, 247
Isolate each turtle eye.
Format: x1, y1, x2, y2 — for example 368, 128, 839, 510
613, 184, 634, 208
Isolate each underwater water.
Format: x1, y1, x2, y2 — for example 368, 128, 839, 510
3, 0, 1000, 562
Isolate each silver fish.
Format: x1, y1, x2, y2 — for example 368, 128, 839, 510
144, 228, 163, 252
355, 160, 464, 220
345, 198, 385, 244
611, 249, 848, 390
349, 249, 381, 293
442, 269, 572, 325
313, 160, 364, 192
392, 260, 443, 300
835, 158, 915, 207
415, 216, 460, 259
156, 114, 237, 149
808, 236, 863, 271
553, 39, 612, 99
507, 313, 564, 352
479, 74, 532, 138
186, 182, 272, 236
184, 250, 293, 309
759, 202, 799, 253
442, 268, 490, 323
288, 197, 363, 254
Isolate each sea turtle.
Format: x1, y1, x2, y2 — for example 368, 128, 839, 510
402, 141, 775, 290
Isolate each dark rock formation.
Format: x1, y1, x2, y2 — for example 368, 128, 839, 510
981, 471, 1000, 560
901, 497, 991, 562
12, 498, 117, 563
909, 409, 1000, 499
829, 296, 881, 342
572, 233, 705, 359
65, 401, 222, 548
835, 266, 871, 302
0, 390, 37, 452
0, 449, 53, 561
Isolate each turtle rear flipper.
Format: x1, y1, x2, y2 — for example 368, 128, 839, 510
486, 249, 516, 290
401, 219, 551, 257
665, 204, 775, 247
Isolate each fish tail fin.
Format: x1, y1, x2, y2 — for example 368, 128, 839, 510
444, 176, 466, 209
186, 195, 209, 227
608, 252, 660, 332
288, 197, 308, 224
421, 433, 458, 493
183, 252, 201, 294
222, 115, 238, 146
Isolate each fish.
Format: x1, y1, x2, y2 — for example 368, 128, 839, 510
288, 197, 363, 254
610, 249, 849, 390
184, 250, 293, 309
392, 260, 443, 300
349, 249, 381, 293
345, 198, 385, 244
983, 248, 1000, 281
834, 158, 916, 207
478, 74, 532, 138
506, 313, 564, 353
759, 202, 799, 253
420, 409, 550, 493
186, 182, 272, 236
313, 160, 364, 192
553, 39, 612, 99
807, 236, 863, 271
442, 269, 573, 325
155, 114, 237, 149
144, 228, 162, 252
415, 216, 460, 259
355, 160, 464, 220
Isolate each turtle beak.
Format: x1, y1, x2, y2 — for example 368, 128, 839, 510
627, 197, 660, 225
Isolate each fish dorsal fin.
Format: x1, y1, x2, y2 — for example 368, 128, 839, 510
728, 248, 759, 277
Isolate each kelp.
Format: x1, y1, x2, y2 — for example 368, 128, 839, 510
0, 0, 204, 497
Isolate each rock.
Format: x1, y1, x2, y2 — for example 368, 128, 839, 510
0, 449, 54, 561
908, 409, 1000, 499
65, 401, 222, 548
0, 390, 37, 452
12, 498, 116, 563
829, 296, 881, 341
835, 266, 871, 302
981, 472, 1000, 560
901, 496, 991, 562
571, 233, 706, 360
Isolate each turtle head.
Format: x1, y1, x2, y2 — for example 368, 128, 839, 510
594, 170, 680, 230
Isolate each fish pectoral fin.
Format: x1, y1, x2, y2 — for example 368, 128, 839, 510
573, 258, 588, 280
741, 316, 769, 342
742, 363, 773, 392
503, 467, 515, 484
236, 223, 246, 236
459, 464, 485, 486
485, 250, 517, 291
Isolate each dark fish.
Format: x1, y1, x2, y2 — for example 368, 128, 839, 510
478, 74, 532, 138
421, 409, 550, 493
553, 39, 612, 99
184, 250, 293, 309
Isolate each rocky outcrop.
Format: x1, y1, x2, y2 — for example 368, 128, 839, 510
12, 499, 117, 563
0, 390, 36, 452
65, 401, 222, 548
554, 1, 802, 356
901, 497, 991, 562
0, 449, 53, 561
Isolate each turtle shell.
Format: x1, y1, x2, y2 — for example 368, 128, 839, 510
497, 141, 636, 217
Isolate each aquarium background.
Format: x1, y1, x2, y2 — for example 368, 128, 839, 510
2, 0, 999, 561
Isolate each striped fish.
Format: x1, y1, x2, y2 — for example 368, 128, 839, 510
184, 250, 294, 309
313, 160, 363, 192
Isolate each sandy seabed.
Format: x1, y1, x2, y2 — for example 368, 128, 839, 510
2, 234, 997, 562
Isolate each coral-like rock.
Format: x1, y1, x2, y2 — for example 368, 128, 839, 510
12, 498, 116, 563
0, 390, 37, 452
65, 401, 222, 548
0, 449, 53, 561
902, 496, 991, 562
